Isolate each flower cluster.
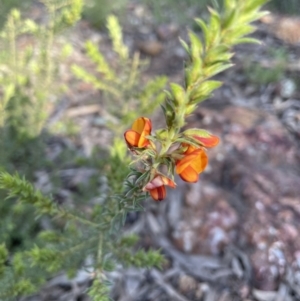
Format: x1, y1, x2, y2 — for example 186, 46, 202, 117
124, 117, 219, 201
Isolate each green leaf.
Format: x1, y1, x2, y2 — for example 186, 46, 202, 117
204, 62, 233, 78
170, 83, 186, 106
188, 31, 203, 58
222, 8, 238, 30
225, 24, 256, 42
135, 171, 150, 185
162, 98, 176, 128
205, 44, 233, 64
107, 15, 128, 60
120, 234, 139, 247
207, 7, 221, 47
179, 37, 190, 55
185, 58, 202, 86
12, 252, 25, 276
125, 186, 137, 197
244, 0, 269, 14
224, 0, 237, 10
195, 18, 209, 48
155, 129, 168, 140
189, 80, 222, 104
185, 103, 197, 115
234, 37, 261, 45
183, 128, 213, 138
85, 40, 114, 79
0, 244, 8, 277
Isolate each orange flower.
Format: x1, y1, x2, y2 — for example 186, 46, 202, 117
143, 174, 176, 201
192, 133, 219, 148
124, 117, 152, 149
176, 147, 208, 183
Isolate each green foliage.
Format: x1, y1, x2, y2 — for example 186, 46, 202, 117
117, 248, 165, 268
244, 47, 288, 85
0, 1, 86, 297
0, 172, 57, 215
0, 0, 82, 140
0, 0, 84, 253
0, 244, 8, 277
0, 0, 33, 29
107, 15, 129, 60
143, 0, 212, 25
72, 15, 168, 135
88, 280, 112, 301
0, 157, 163, 299
162, 0, 268, 131
245, 62, 284, 85
82, 0, 127, 28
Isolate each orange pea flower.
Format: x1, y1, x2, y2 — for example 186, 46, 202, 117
124, 117, 152, 149
176, 147, 208, 183
143, 174, 176, 201
193, 134, 219, 148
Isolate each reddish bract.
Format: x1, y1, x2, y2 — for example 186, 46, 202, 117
193, 134, 219, 148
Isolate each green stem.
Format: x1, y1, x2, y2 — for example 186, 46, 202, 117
45, 4, 55, 88
96, 232, 103, 275
56, 208, 102, 228
8, 15, 17, 85
61, 237, 98, 257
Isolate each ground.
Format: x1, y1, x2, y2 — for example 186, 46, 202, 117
22, 2, 300, 301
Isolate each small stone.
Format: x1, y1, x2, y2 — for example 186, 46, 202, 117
178, 274, 197, 293
137, 40, 163, 56
279, 78, 296, 98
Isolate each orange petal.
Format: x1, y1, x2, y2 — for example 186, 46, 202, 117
176, 151, 202, 174
130, 117, 152, 148
137, 135, 150, 148
178, 165, 199, 183
143, 118, 152, 134
132, 117, 145, 134
194, 135, 219, 148
160, 176, 176, 188
150, 186, 166, 201
184, 144, 197, 155
190, 149, 208, 173
138, 119, 152, 148
124, 130, 141, 147
132, 117, 151, 135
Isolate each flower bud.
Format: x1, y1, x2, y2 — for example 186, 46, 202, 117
143, 174, 176, 201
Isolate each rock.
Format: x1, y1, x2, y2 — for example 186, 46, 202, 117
178, 274, 197, 293
137, 40, 163, 56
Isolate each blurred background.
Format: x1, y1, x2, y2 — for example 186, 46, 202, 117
1, 0, 300, 29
